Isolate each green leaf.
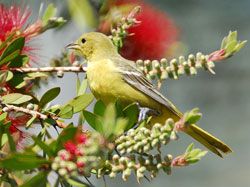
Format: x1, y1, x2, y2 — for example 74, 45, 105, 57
0, 33, 15, 51
39, 87, 60, 108
32, 136, 55, 157
67, 93, 94, 113
77, 79, 88, 95
20, 172, 48, 187
0, 37, 25, 66
26, 72, 48, 79
185, 143, 194, 153
8, 74, 27, 89
82, 110, 103, 133
7, 55, 29, 68
0, 112, 7, 122
114, 118, 128, 136
55, 125, 77, 152
184, 108, 202, 124
123, 103, 139, 130
42, 4, 57, 24
1, 93, 32, 105
103, 104, 116, 137
5, 71, 13, 81
26, 116, 37, 129
0, 71, 13, 86
58, 105, 73, 119
0, 50, 20, 65
0, 153, 49, 170
1, 134, 8, 147
94, 100, 106, 116
67, 0, 98, 29
115, 100, 124, 118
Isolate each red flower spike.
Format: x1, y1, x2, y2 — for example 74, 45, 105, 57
0, 4, 42, 62
76, 160, 85, 168
64, 141, 77, 155
76, 134, 87, 144
99, 0, 179, 60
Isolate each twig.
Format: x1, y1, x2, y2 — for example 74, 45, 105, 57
3, 104, 48, 120
8, 66, 87, 73
0, 103, 65, 128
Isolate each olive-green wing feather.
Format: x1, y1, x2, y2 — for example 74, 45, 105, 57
114, 57, 181, 117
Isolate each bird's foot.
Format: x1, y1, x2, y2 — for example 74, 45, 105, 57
133, 103, 160, 129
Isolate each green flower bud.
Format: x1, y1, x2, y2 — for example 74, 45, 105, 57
138, 166, 146, 173
122, 168, 131, 181
170, 131, 179, 140
27, 103, 34, 110
58, 168, 67, 176
127, 162, 135, 169
190, 67, 197, 75
116, 143, 124, 151
51, 163, 58, 170
151, 138, 159, 147
160, 58, 168, 69
159, 133, 169, 141
57, 70, 64, 78
188, 54, 196, 66
66, 163, 77, 171
157, 163, 163, 169
109, 172, 116, 178
59, 160, 67, 168
143, 144, 151, 152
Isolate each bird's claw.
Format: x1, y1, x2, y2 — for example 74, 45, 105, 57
135, 103, 160, 128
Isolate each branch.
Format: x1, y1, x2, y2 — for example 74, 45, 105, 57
135, 31, 246, 88
0, 103, 65, 128
2, 104, 48, 120
8, 66, 87, 73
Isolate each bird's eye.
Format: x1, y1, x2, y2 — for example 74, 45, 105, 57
81, 38, 86, 44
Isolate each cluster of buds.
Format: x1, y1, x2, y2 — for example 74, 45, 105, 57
135, 53, 216, 88
115, 119, 177, 155
135, 31, 246, 88
52, 132, 105, 178
109, 6, 141, 49
94, 108, 206, 182
99, 153, 172, 182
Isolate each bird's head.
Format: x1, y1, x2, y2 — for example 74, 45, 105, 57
67, 32, 117, 61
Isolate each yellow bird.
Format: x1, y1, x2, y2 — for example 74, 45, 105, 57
67, 32, 232, 157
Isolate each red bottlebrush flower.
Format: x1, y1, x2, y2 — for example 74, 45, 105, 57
7, 111, 30, 134
99, 0, 179, 60
76, 160, 85, 168
64, 140, 78, 155
76, 133, 87, 144
0, 4, 42, 61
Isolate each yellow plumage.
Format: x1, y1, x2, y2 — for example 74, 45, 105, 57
67, 32, 232, 157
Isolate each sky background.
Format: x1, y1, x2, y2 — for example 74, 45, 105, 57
2, 0, 250, 186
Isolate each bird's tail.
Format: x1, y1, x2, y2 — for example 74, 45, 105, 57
184, 124, 232, 157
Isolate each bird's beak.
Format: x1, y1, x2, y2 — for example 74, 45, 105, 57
66, 43, 81, 50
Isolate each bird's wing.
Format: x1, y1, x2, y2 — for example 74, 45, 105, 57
114, 57, 181, 116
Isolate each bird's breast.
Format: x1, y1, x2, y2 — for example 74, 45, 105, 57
87, 60, 122, 104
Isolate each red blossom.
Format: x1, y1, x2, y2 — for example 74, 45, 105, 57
76, 160, 85, 168
64, 141, 78, 155
76, 133, 87, 144
99, 0, 179, 60
0, 4, 42, 61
